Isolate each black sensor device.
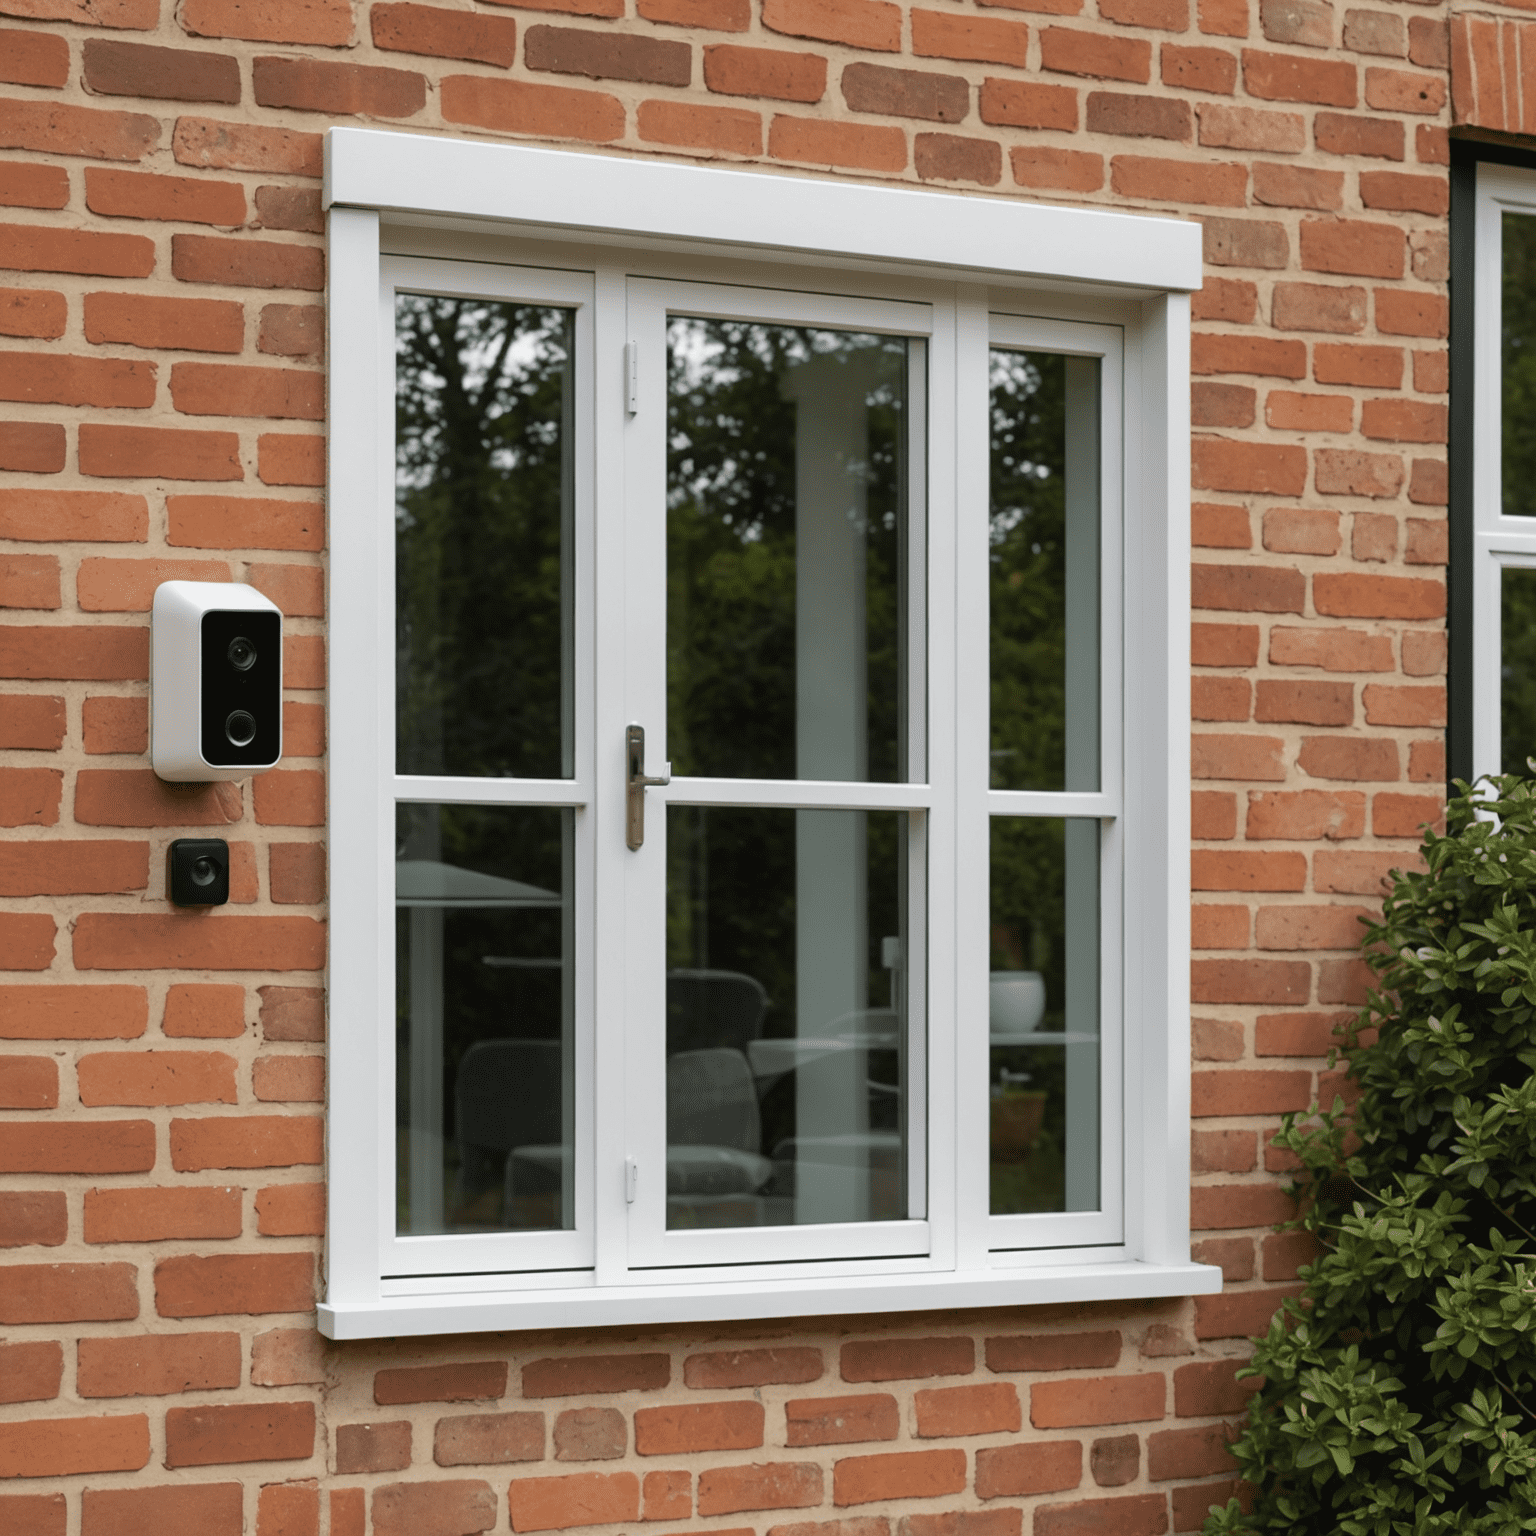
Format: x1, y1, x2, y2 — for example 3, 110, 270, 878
168, 838, 231, 906
200, 608, 282, 769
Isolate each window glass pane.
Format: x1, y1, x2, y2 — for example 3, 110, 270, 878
396, 803, 573, 1236
665, 805, 911, 1228
1504, 213, 1536, 518
989, 350, 1100, 792
667, 319, 910, 783
1503, 566, 1536, 772
989, 816, 1099, 1216
396, 296, 574, 778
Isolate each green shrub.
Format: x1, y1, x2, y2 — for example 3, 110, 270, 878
1205, 775, 1536, 1536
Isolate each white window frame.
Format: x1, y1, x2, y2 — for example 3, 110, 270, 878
321, 125, 1215, 1338
1472, 164, 1536, 778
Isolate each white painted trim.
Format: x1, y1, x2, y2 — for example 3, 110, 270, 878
324, 127, 1214, 1330
320, 1259, 1220, 1338
325, 128, 1202, 297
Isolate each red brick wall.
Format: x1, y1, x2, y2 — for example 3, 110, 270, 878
0, 0, 1463, 1525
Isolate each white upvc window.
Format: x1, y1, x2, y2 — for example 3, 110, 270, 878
321, 126, 1215, 1338
1470, 163, 1536, 779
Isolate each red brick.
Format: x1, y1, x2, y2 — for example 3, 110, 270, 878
1300, 217, 1403, 279
1411, 351, 1447, 396
261, 302, 321, 357
251, 769, 324, 826
1192, 677, 1250, 721
834, 1449, 966, 1505
1192, 282, 1255, 330
256, 1484, 319, 1536
914, 1382, 1020, 1437
155, 1251, 314, 1316
77, 1331, 241, 1397
440, 74, 625, 142
1191, 1235, 1252, 1281
1191, 850, 1306, 890
435, 1412, 545, 1466
1272, 281, 1363, 333
842, 60, 967, 121
181, 0, 353, 45
842, 1336, 973, 1381
0, 1414, 150, 1478
1262, 1229, 1321, 1281
1358, 169, 1446, 216
331, 1489, 365, 1536
173, 117, 323, 178
0, 1053, 56, 1109
1192, 904, 1248, 947
0, 553, 59, 609
1246, 788, 1365, 840
1192, 1127, 1255, 1172
1362, 63, 1441, 114
1192, 1068, 1312, 1115
76, 557, 229, 613
640, 0, 748, 28
0, 225, 155, 286
1192, 622, 1259, 667
84, 166, 244, 227
553, 1407, 624, 1461
1192, 439, 1307, 495
1173, 1359, 1261, 1417
259, 985, 324, 1042
1243, 47, 1355, 104
1361, 398, 1445, 444
637, 1400, 764, 1455
0, 100, 159, 165
0, 286, 66, 338
0, 489, 147, 544
0, 162, 68, 209
1192, 502, 1250, 548
254, 184, 323, 232
1196, 104, 1299, 155
1312, 448, 1404, 499
1192, 792, 1237, 840
786, 1394, 899, 1446
1265, 392, 1351, 432
0, 29, 68, 89
966, 1441, 1082, 1501
1090, 1434, 1139, 1488
171, 232, 323, 291
914, 132, 1002, 184
0, 1340, 61, 1410
165, 495, 323, 550
0, 1118, 155, 1173
337, 1421, 412, 1474
685, 1347, 824, 1388
0, 912, 55, 968
1297, 736, 1398, 782
0, 350, 158, 411
1035, 1497, 1169, 1536
1191, 958, 1309, 1004
526, 23, 690, 85
1371, 790, 1442, 837
79, 423, 242, 481
254, 1183, 325, 1235
639, 98, 762, 155
82, 292, 241, 355
909, 7, 1032, 67
1312, 343, 1402, 388
1040, 26, 1153, 81
1261, 508, 1338, 556
169, 361, 323, 421
508, 1471, 638, 1531
697, 1463, 822, 1517
1192, 737, 1288, 784
371, 1361, 508, 1405
74, 770, 242, 827
1313, 572, 1442, 619
1314, 113, 1402, 165
1192, 563, 1305, 614
170, 1114, 322, 1171
0, 424, 64, 482
1112, 154, 1246, 205
164, 1401, 315, 1468
0, 984, 147, 1042
1376, 288, 1447, 338
80, 38, 239, 103
372, 2, 518, 66
84, 1184, 241, 1242
985, 1331, 1121, 1372
1032, 1374, 1165, 1429
704, 43, 825, 101
1148, 1423, 1239, 1481
79, 1049, 237, 1106
769, 114, 906, 171
81, 1485, 244, 1536
523, 1353, 670, 1397
1254, 679, 1353, 726
763, 0, 900, 52
1011, 144, 1104, 190
73, 912, 325, 971
1166, 46, 1239, 95
258, 433, 325, 486
0, 1193, 63, 1252
254, 1056, 324, 1107
980, 77, 1077, 128
0, 767, 57, 828
250, 1330, 325, 1389
1192, 1184, 1297, 1229
1361, 683, 1444, 727
0, 1262, 138, 1323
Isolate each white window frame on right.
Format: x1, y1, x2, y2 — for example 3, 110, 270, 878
1470, 163, 1536, 779
321, 127, 1217, 1337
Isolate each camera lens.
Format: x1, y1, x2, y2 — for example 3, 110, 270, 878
227, 636, 257, 672
190, 856, 219, 887
225, 710, 257, 748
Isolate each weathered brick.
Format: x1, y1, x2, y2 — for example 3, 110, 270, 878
786, 1394, 899, 1446
697, 1463, 822, 1516
440, 74, 625, 141
763, 0, 901, 53
686, 1347, 824, 1388
0, 1340, 62, 1404
0, 1192, 67, 1247
507, 1471, 638, 1531
81, 1485, 243, 1536
703, 43, 825, 101
336, 1421, 412, 1474
834, 1449, 967, 1505
0, 1415, 150, 1478
77, 1331, 241, 1397
436, 1411, 544, 1466
975, 1440, 1083, 1499
0, 100, 159, 164
372, 2, 519, 66
182, 0, 354, 45
843, 1336, 974, 1381
1032, 1375, 1165, 1428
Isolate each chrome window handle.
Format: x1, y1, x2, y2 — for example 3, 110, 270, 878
625, 724, 670, 850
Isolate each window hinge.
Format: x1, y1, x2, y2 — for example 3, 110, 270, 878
625, 341, 639, 416
624, 1158, 638, 1204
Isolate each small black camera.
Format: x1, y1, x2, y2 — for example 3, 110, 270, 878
168, 838, 230, 907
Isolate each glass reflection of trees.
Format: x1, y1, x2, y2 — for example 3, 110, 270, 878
665, 319, 905, 783
1504, 215, 1536, 521
395, 296, 573, 780
1503, 569, 1536, 775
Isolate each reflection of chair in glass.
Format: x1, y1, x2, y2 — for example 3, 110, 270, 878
450, 1040, 564, 1230
665, 969, 768, 1055
666, 1048, 786, 1227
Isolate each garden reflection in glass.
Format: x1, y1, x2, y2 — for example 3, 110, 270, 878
666, 807, 909, 1229
988, 350, 1101, 1217
666, 318, 909, 783
395, 803, 574, 1236
395, 295, 574, 779
1503, 567, 1536, 774
1503, 213, 1536, 520
988, 349, 1099, 792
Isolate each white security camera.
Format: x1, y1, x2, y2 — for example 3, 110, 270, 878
151, 581, 283, 782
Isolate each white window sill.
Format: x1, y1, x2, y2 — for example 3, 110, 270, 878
318, 1260, 1221, 1340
